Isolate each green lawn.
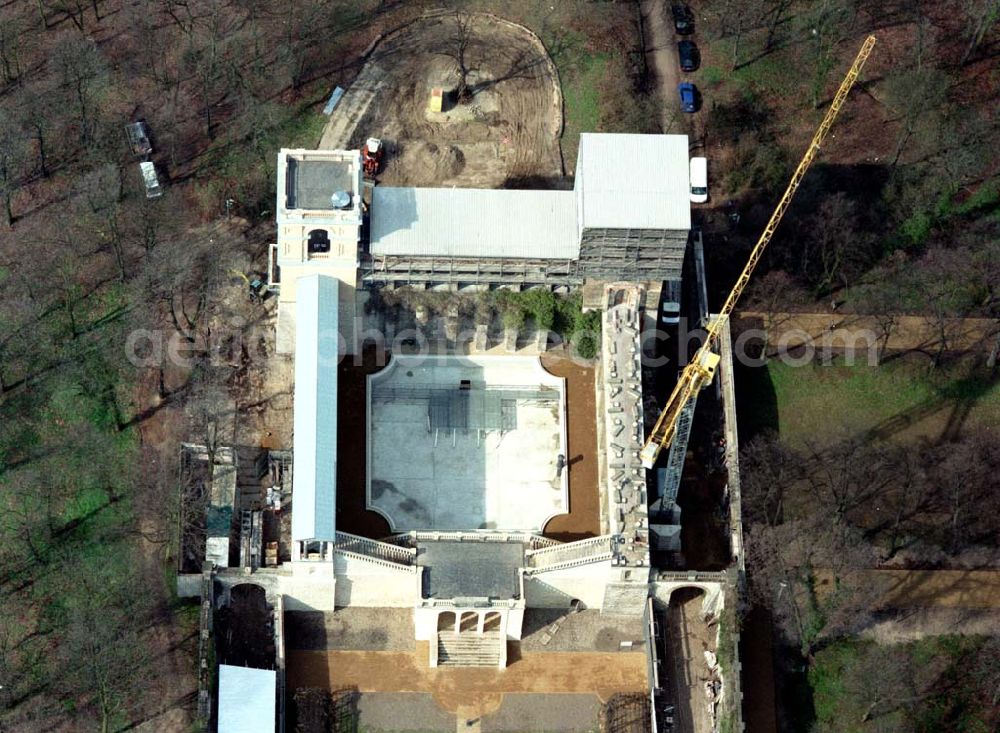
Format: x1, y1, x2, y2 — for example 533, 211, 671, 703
559, 50, 609, 171
805, 636, 995, 733
745, 357, 1000, 447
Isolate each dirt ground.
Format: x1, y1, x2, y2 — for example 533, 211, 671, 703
286, 644, 647, 718
815, 568, 1000, 610
284, 608, 416, 652
664, 590, 717, 733
130, 373, 204, 732
735, 312, 999, 354
640, 0, 683, 133
738, 607, 779, 733
337, 346, 393, 538
320, 12, 564, 188
541, 354, 602, 541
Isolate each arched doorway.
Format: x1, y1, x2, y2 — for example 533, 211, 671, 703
483, 611, 502, 632
459, 611, 478, 633
438, 611, 457, 632
307, 229, 331, 253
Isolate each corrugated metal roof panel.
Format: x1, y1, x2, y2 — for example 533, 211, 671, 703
371, 187, 579, 259
576, 133, 690, 231
292, 275, 339, 542
218, 665, 275, 733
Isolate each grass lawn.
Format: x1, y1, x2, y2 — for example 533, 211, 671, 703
559, 50, 609, 171
740, 355, 1000, 448
805, 636, 995, 733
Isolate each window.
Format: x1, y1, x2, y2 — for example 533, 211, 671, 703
307, 229, 331, 254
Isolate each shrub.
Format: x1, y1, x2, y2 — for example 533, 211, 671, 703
501, 304, 525, 331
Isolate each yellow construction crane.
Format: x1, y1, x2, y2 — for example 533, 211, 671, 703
640, 34, 876, 470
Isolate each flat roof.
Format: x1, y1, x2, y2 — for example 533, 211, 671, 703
218, 665, 275, 733
418, 540, 523, 600
371, 187, 579, 259
286, 157, 355, 210
576, 133, 691, 231
291, 275, 339, 542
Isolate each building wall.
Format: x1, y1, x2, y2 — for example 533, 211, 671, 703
282, 560, 336, 611
332, 553, 422, 607
273, 149, 363, 354
523, 562, 611, 609
413, 606, 525, 641
577, 228, 688, 281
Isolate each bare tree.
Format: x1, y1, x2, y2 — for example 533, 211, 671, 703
906, 247, 976, 367
744, 269, 808, 357
0, 111, 26, 227
960, 0, 1000, 65
857, 273, 904, 365
50, 35, 109, 147
439, 12, 477, 104
883, 67, 950, 169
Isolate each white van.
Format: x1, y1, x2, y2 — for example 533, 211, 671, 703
690, 157, 708, 203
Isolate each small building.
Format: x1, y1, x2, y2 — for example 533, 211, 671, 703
217, 664, 276, 733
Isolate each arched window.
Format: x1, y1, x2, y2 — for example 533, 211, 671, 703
308, 229, 331, 253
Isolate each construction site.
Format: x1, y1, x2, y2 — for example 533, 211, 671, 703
174, 13, 876, 733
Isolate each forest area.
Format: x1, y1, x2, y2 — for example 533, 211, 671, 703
693, 2, 1000, 732
0, 1, 650, 731
689, 0, 1000, 323
0, 0, 997, 732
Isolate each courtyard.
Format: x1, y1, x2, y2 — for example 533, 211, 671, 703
366, 355, 568, 531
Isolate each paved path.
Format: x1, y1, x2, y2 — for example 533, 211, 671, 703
319, 64, 384, 150
735, 311, 998, 353
817, 568, 1000, 609
640, 0, 681, 131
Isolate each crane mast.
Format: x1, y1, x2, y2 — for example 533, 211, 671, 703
640, 34, 876, 470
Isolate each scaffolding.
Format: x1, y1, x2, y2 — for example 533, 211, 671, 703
362, 254, 582, 288
577, 227, 687, 281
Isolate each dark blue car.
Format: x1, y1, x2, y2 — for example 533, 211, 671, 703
679, 82, 697, 113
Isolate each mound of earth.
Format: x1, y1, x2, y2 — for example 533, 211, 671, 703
320, 12, 564, 188
391, 141, 466, 182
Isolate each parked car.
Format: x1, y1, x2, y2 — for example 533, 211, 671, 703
671, 4, 694, 35
678, 40, 699, 72
125, 120, 152, 158
139, 161, 162, 199
689, 156, 708, 203
660, 278, 683, 326
678, 82, 697, 113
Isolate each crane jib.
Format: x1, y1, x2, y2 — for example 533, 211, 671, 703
639, 35, 877, 470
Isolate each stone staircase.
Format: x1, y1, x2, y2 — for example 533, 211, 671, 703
437, 631, 503, 668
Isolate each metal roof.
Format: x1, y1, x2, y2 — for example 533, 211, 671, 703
575, 133, 690, 231
218, 665, 275, 733
292, 275, 339, 542
371, 187, 579, 259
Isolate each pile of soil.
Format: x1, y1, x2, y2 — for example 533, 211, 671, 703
394, 141, 466, 181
